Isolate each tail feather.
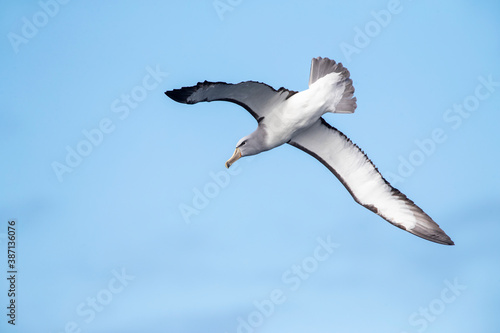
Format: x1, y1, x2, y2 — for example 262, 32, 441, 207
335, 96, 357, 114
309, 57, 357, 114
309, 57, 351, 87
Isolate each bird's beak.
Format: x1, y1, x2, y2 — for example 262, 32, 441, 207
225, 148, 241, 168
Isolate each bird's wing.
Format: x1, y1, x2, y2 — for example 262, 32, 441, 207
289, 118, 454, 245
308, 57, 356, 114
165, 80, 297, 121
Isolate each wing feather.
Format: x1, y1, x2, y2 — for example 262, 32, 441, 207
289, 118, 454, 245
165, 81, 297, 121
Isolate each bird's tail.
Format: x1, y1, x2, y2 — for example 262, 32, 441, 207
309, 57, 357, 114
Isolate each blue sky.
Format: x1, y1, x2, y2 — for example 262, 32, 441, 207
1, 1, 499, 332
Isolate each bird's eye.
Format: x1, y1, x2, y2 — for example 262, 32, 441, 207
239, 141, 246, 147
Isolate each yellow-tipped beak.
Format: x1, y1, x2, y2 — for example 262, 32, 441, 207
225, 148, 242, 168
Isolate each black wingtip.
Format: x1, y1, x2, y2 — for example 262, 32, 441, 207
436, 235, 455, 246
165, 87, 195, 104
443, 235, 455, 246
410, 226, 455, 246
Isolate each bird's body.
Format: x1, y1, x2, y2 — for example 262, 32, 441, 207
262, 67, 355, 148
165, 57, 454, 245
262, 79, 336, 144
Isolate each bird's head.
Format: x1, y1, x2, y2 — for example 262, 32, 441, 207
225, 131, 266, 168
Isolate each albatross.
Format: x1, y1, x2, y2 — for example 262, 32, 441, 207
165, 57, 454, 245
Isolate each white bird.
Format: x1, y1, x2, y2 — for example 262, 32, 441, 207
165, 57, 454, 245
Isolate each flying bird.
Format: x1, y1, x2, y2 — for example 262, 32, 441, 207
165, 57, 454, 245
